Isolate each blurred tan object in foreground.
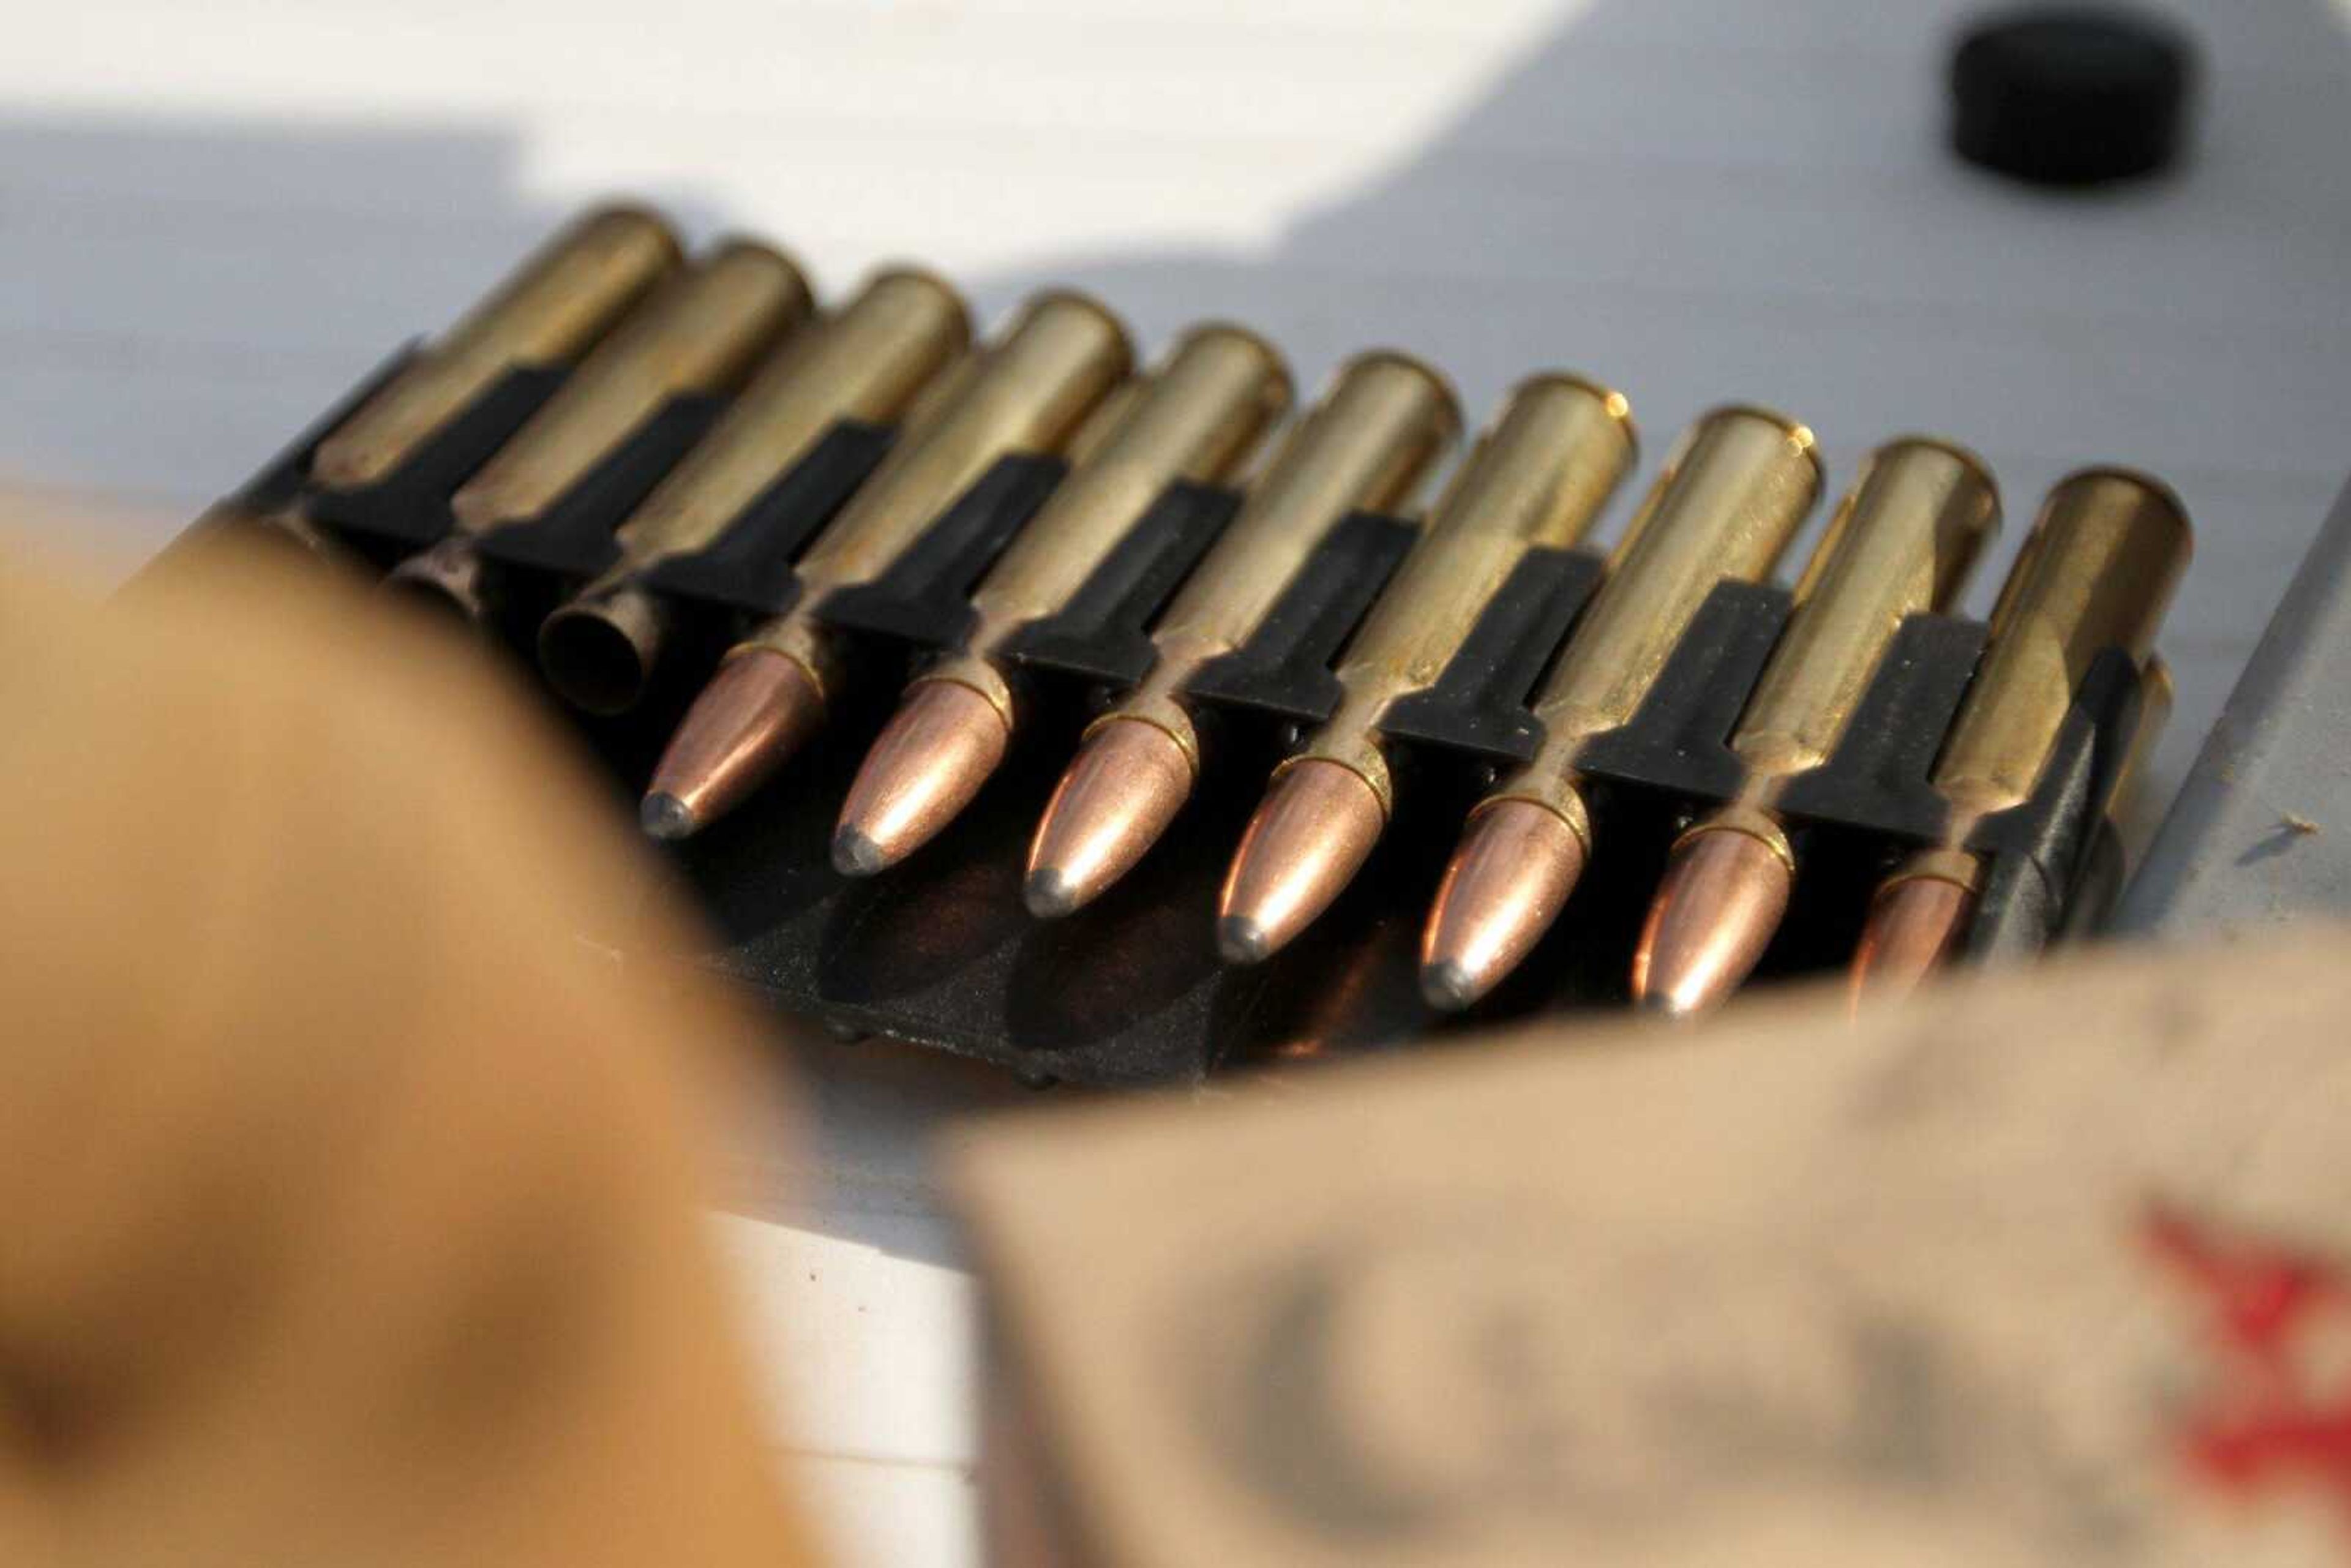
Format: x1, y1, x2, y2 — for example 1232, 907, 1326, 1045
955, 932, 2351, 1566
0, 523, 816, 1567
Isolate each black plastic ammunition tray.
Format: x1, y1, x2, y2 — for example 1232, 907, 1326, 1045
186, 346, 2151, 1086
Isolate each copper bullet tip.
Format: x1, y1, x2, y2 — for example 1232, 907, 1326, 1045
1216, 759, 1385, 966
1630, 825, 1793, 1018
1022, 716, 1194, 919
1418, 797, 1588, 1011
540, 587, 671, 716
831, 827, 886, 877
1419, 959, 1480, 1013
384, 536, 492, 624
640, 792, 697, 841
641, 647, 827, 839
1849, 868, 1975, 1010
1217, 915, 1272, 967
1022, 868, 1080, 921
834, 680, 1011, 876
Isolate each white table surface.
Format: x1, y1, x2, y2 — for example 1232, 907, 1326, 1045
6, 1, 2348, 1559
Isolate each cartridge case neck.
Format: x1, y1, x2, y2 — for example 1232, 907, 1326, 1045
912, 651, 1019, 732
733, 609, 846, 706
1292, 688, 1398, 816
1681, 803, 1796, 874
1482, 763, 1594, 858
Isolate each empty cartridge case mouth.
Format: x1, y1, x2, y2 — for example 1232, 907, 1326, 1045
539, 587, 672, 715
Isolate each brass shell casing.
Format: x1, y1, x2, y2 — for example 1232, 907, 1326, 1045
737, 290, 1134, 683
1733, 437, 2000, 781
1504, 405, 1823, 813
312, 205, 685, 490
602, 268, 970, 574
966, 324, 1293, 642
791, 290, 1133, 594
1150, 351, 1460, 657
447, 240, 812, 534
1109, 350, 1460, 758
1298, 373, 1638, 811
1930, 468, 2191, 822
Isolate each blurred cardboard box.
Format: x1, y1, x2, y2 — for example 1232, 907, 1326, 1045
952, 929, 2351, 1566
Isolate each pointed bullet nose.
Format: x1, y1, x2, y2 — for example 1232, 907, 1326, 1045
836, 680, 1011, 875
1849, 871, 1975, 1011
1419, 959, 1479, 1013
1418, 797, 1588, 1011
1217, 915, 1270, 966
1022, 868, 1079, 920
1631, 826, 1793, 1017
1216, 759, 1385, 966
1022, 717, 1195, 918
831, 827, 886, 877
641, 647, 827, 838
640, 791, 697, 842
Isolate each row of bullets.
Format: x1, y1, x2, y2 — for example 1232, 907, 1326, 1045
263, 205, 2191, 1015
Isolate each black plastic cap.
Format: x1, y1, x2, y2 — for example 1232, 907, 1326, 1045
1950, 8, 2197, 186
